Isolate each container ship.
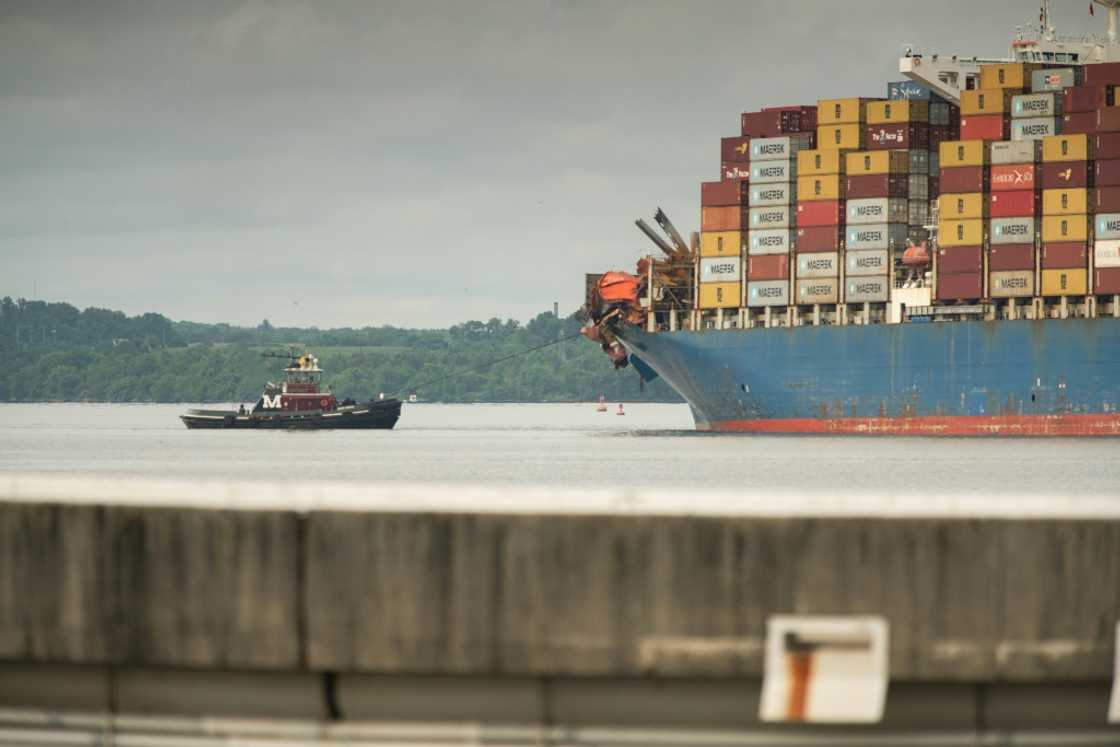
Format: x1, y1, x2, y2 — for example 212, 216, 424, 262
583, 1, 1120, 436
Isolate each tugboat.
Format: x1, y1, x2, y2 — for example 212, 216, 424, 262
180, 351, 402, 430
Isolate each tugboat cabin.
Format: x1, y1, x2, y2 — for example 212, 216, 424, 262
258, 354, 337, 412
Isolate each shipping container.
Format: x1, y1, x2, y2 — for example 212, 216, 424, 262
929, 124, 954, 148
817, 98, 877, 125
937, 245, 983, 273
988, 242, 1035, 271
989, 270, 1035, 297
720, 136, 752, 163
698, 282, 740, 309
979, 62, 1038, 90
1042, 133, 1092, 162
940, 140, 988, 167
990, 216, 1037, 244
701, 206, 745, 231
796, 200, 844, 227
908, 175, 929, 200
845, 248, 890, 276
796, 277, 840, 304
1011, 117, 1060, 141
1063, 85, 1112, 113
700, 230, 743, 257
722, 162, 751, 181
742, 110, 802, 138
1040, 242, 1088, 269
795, 226, 843, 253
909, 149, 930, 174
749, 228, 794, 255
1098, 186, 1120, 212
961, 89, 1016, 116
749, 183, 796, 207
1094, 132, 1120, 160
1040, 268, 1088, 296
747, 279, 790, 307
796, 148, 845, 176
907, 199, 930, 225
1030, 67, 1079, 93
990, 140, 1042, 165
796, 252, 841, 278
1042, 215, 1090, 243
1042, 188, 1090, 216
751, 161, 795, 183
1095, 212, 1120, 240
1095, 267, 1120, 293
1098, 107, 1120, 133
1040, 160, 1091, 189
817, 124, 865, 149
797, 174, 845, 200
846, 173, 908, 199
1097, 159, 1120, 186
845, 275, 890, 302
847, 197, 908, 224
989, 190, 1040, 218
887, 80, 939, 100
750, 134, 814, 162
749, 205, 795, 229
939, 165, 989, 193
936, 272, 983, 300
929, 103, 957, 127
1060, 112, 1096, 135
845, 223, 908, 250
929, 176, 941, 194
700, 256, 743, 283
866, 123, 929, 150
1083, 62, 1120, 86
1095, 239, 1120, 268
748, 254, 789, 281
990, 163, 1036, 191
701, 179, 747, 207
845, 150, 908, 175
938, 219, 985, 247
867, 100, 929, 124
960, 115, 1011, 141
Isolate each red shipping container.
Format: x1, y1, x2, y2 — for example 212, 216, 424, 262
936, 272, 983, 300
1096, 186, 1120, 212
1041, 242, 1088, 269
1098, 107, 1120, 133
940, 166, 989, 193
1095, 267, 1120, 293
701, 179, 747, 207
989, 190, 1039, 217
1040, 161, 1091, 189
865, 123, 929, 150
701, 206, 746, 231
795, 226, 843, 253
937, 245, 982, 273
988, 243, 1035, 271
748, 254, 789, 281
1062, 112, 1097, 135
742, 110, 800, 138
1063, 85, 1112, 113
721, 136, 751, 163
1095, 132, 1120, 159
846, 174, 908, 199
989, 164, 1036, 191
960, 114, 1010, 141
796, 200, 844, 227
1084, 63, 1120, 87
722, 162, 750, 181
1096, 158, 1120, 186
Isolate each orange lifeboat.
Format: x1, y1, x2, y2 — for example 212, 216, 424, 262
902, 241, 931, 268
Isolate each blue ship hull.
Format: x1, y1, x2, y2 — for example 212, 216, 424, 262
617, 318, 1120, 436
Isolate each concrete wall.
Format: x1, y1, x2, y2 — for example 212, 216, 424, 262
1, 501, 1118, 681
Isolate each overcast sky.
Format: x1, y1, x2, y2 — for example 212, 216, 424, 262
0, 1, 1105, 328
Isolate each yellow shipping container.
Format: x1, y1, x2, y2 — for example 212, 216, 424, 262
1041, 215, 1090, 243
817, 124, 864, 150
937, 219, 984, 247
796, 174, 845, 201
1042, 134, 1092, 162
939, 140, 988, 167
938, 193, 988, 220
1042, 188, 1091, 216
866, 100, 929, 124
698, 282, 741, 309
797, 148, 845, 176
960, 88, 1017, 116
979, 62, 1038, 90
845, 150, 908, 175
699, 231, 742, 257
817, 97, 876, 125
1041, 268, 1088, 296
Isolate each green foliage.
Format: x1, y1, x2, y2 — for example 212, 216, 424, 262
0, 298, 679, 403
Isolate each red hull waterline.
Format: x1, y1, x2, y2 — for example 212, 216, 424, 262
707, 413, 1120, 437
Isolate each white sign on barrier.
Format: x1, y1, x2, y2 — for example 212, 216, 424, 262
1109, 622, 1120, 723
759, 615, 889, 723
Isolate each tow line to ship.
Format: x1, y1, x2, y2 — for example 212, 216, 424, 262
395, 332, 585, 398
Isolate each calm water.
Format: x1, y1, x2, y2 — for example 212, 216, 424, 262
1, 402, 1118, 497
